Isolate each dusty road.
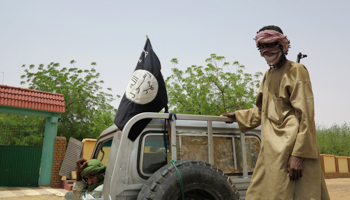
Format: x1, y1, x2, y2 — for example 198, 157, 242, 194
325, 178, 350, 200
0, 194, 63, 200
0, 178, 349, 200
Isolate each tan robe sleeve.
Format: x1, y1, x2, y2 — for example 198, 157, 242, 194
235, 106, 261, 133
235, 72, 266, 133
289, 64, 319, 159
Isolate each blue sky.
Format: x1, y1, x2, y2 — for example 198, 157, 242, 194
1, 0, 349, 127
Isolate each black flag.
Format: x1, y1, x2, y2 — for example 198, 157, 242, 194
114, 38, 168, 141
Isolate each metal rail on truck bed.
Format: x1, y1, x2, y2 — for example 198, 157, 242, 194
99, 112, 258, 200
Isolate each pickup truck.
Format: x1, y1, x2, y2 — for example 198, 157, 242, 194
91, 113, 261, 200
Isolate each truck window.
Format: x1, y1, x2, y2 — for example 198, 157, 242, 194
139, 132, 260, 176
96, 140, 112, 166
234, 136, 261, 172
140, 134, 169, 175
176, 132, 260, 174
177, 135, 209, 162
213, 137, 235, 173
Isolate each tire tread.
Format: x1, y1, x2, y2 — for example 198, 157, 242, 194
137, 159, 239, 200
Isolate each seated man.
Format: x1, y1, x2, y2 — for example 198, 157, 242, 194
64, 158, 106, 200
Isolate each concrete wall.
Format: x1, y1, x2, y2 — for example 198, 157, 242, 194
338, 157, 349, 173
320, 154, 350, 179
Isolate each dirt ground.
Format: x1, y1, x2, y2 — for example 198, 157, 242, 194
1, 178, 349, 200
325, 178, 350, 200
0, 194, 63, 200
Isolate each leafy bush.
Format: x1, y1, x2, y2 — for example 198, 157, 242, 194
0, 114, 44, 145
166, 54, 263, 115
0, 61, 117, 145
316, 123, 350, 156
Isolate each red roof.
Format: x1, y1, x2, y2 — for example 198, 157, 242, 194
0, 85, 65, 113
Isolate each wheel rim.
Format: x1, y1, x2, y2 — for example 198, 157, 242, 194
182, 189, 217, 200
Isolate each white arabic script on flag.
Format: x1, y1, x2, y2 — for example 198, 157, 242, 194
125, 69, 158, 104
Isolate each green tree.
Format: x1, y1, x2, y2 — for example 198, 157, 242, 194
166, 54, 263, 115
316, 123, 350, 156
0, 114, 44, 145
19, 61, 117, 141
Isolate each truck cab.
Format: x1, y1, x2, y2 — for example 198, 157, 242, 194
91, 113, 261, 200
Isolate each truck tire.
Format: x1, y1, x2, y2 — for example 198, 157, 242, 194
137, 159, 239, 200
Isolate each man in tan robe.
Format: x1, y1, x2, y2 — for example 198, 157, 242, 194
223, 25, 330, 199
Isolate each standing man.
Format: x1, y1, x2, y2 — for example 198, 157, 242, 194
222, 25, 330, 199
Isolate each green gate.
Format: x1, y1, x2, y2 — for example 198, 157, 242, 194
0, 145, 42, 187
0, 124, 44, 187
